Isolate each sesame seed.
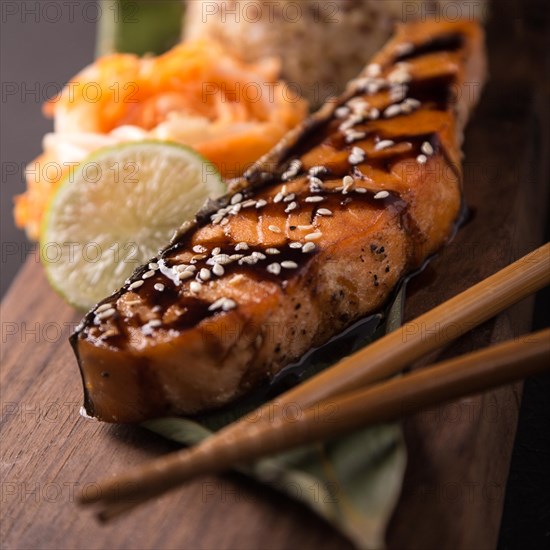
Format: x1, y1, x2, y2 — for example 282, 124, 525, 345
220, 218, 229, 226
305, 232, 323, 241
148, 262, 159, 270
305, 196, 324, 203
339, 114, 364, 132
348, 153, 364, 165
266, 248, 280, 255
302, 242, 316, 253
367, 81, 383, 94
317, 208, 333, 216
208, 298, 225, 311
273, 192, 284, 203
404, 98, 421, 109
343, 175, 354, 190
388, 69, 411, 84
140, 325, 153, 336
199, 268, 211, 281
396, 60, 412, 70
351, 76, 370, 90
212, 263, 225, 277
368, 108, 380, 120
281, 184, 288, 195
256, 199, 267, 208
231, 193, 243, 205
308, 176, 324, 187
252, 251, 266, 260
185, 265, 197, 272
267, 263, 281, 275
335, 106, 350, 118
283, 193, 296, 203
366, 63, 382, 77
384, 104, 402, 118
285, 201, 298, 213
421, 141, 434, 155
309, 166, 326, 177
374, 191, 390, 199
395, 42, 414, 56
355, 187, 368, 194
154, 283, 165, 292
268, 225, 282, 233
95, 303, 113, 313
242, 199, 256, 208
297, 225, 314, 230
417, 154, 428, 165
230, 254, 244, 261
209, 254, 232, 265
289, 242, 303, 249
231, 204, 242, 214
95, 308, 116, 320
348, 97, 370, 111
345, 130, 366, 144
222, 299, 237, 312
158, 262, 181, 284
390, 85, 407, 102
212, 247, 221, 256
235, 242, 249, 251
159, 262, 180, 283
142, 270, 155, 279
281, 171, 293, 181
190, 281, 202, 293
229, 274, 245, 286
149, 319, 162, 327
281, 160, 301, 181
349, 105, 369, 118
239, 255, 258, 265
178, 271, 194, 281
281, 261, 298, 269
192, 245, 207, 254
374, 139, 395, 151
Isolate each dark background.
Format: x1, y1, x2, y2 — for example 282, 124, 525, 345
1, 0, 97, 296
1, 1, 548, 548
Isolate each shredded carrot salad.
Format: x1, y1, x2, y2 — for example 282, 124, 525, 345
15, 39, 308, 240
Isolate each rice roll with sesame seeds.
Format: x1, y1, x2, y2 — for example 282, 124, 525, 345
184, 0, 486, 106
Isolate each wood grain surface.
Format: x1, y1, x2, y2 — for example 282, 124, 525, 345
1, 2, 548, 549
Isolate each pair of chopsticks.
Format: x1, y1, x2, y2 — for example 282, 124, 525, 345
80, 242, 550, 520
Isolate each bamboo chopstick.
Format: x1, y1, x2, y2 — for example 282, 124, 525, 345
80, 242, 550, 515
86, 328, 550, 519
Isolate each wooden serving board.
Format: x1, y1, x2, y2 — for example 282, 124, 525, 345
1, 5, 548, 550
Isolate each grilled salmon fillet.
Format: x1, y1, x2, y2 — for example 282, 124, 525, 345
71, 20, 486, 423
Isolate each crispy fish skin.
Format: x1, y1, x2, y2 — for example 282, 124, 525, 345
72, 20, 486, 423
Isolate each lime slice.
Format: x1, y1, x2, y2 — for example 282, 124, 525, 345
41, 141, 225, 309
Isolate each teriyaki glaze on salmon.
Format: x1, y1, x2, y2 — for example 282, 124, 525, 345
71, 20, 487, 422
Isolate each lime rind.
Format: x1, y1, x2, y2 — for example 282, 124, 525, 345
41, 141, 225, 310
